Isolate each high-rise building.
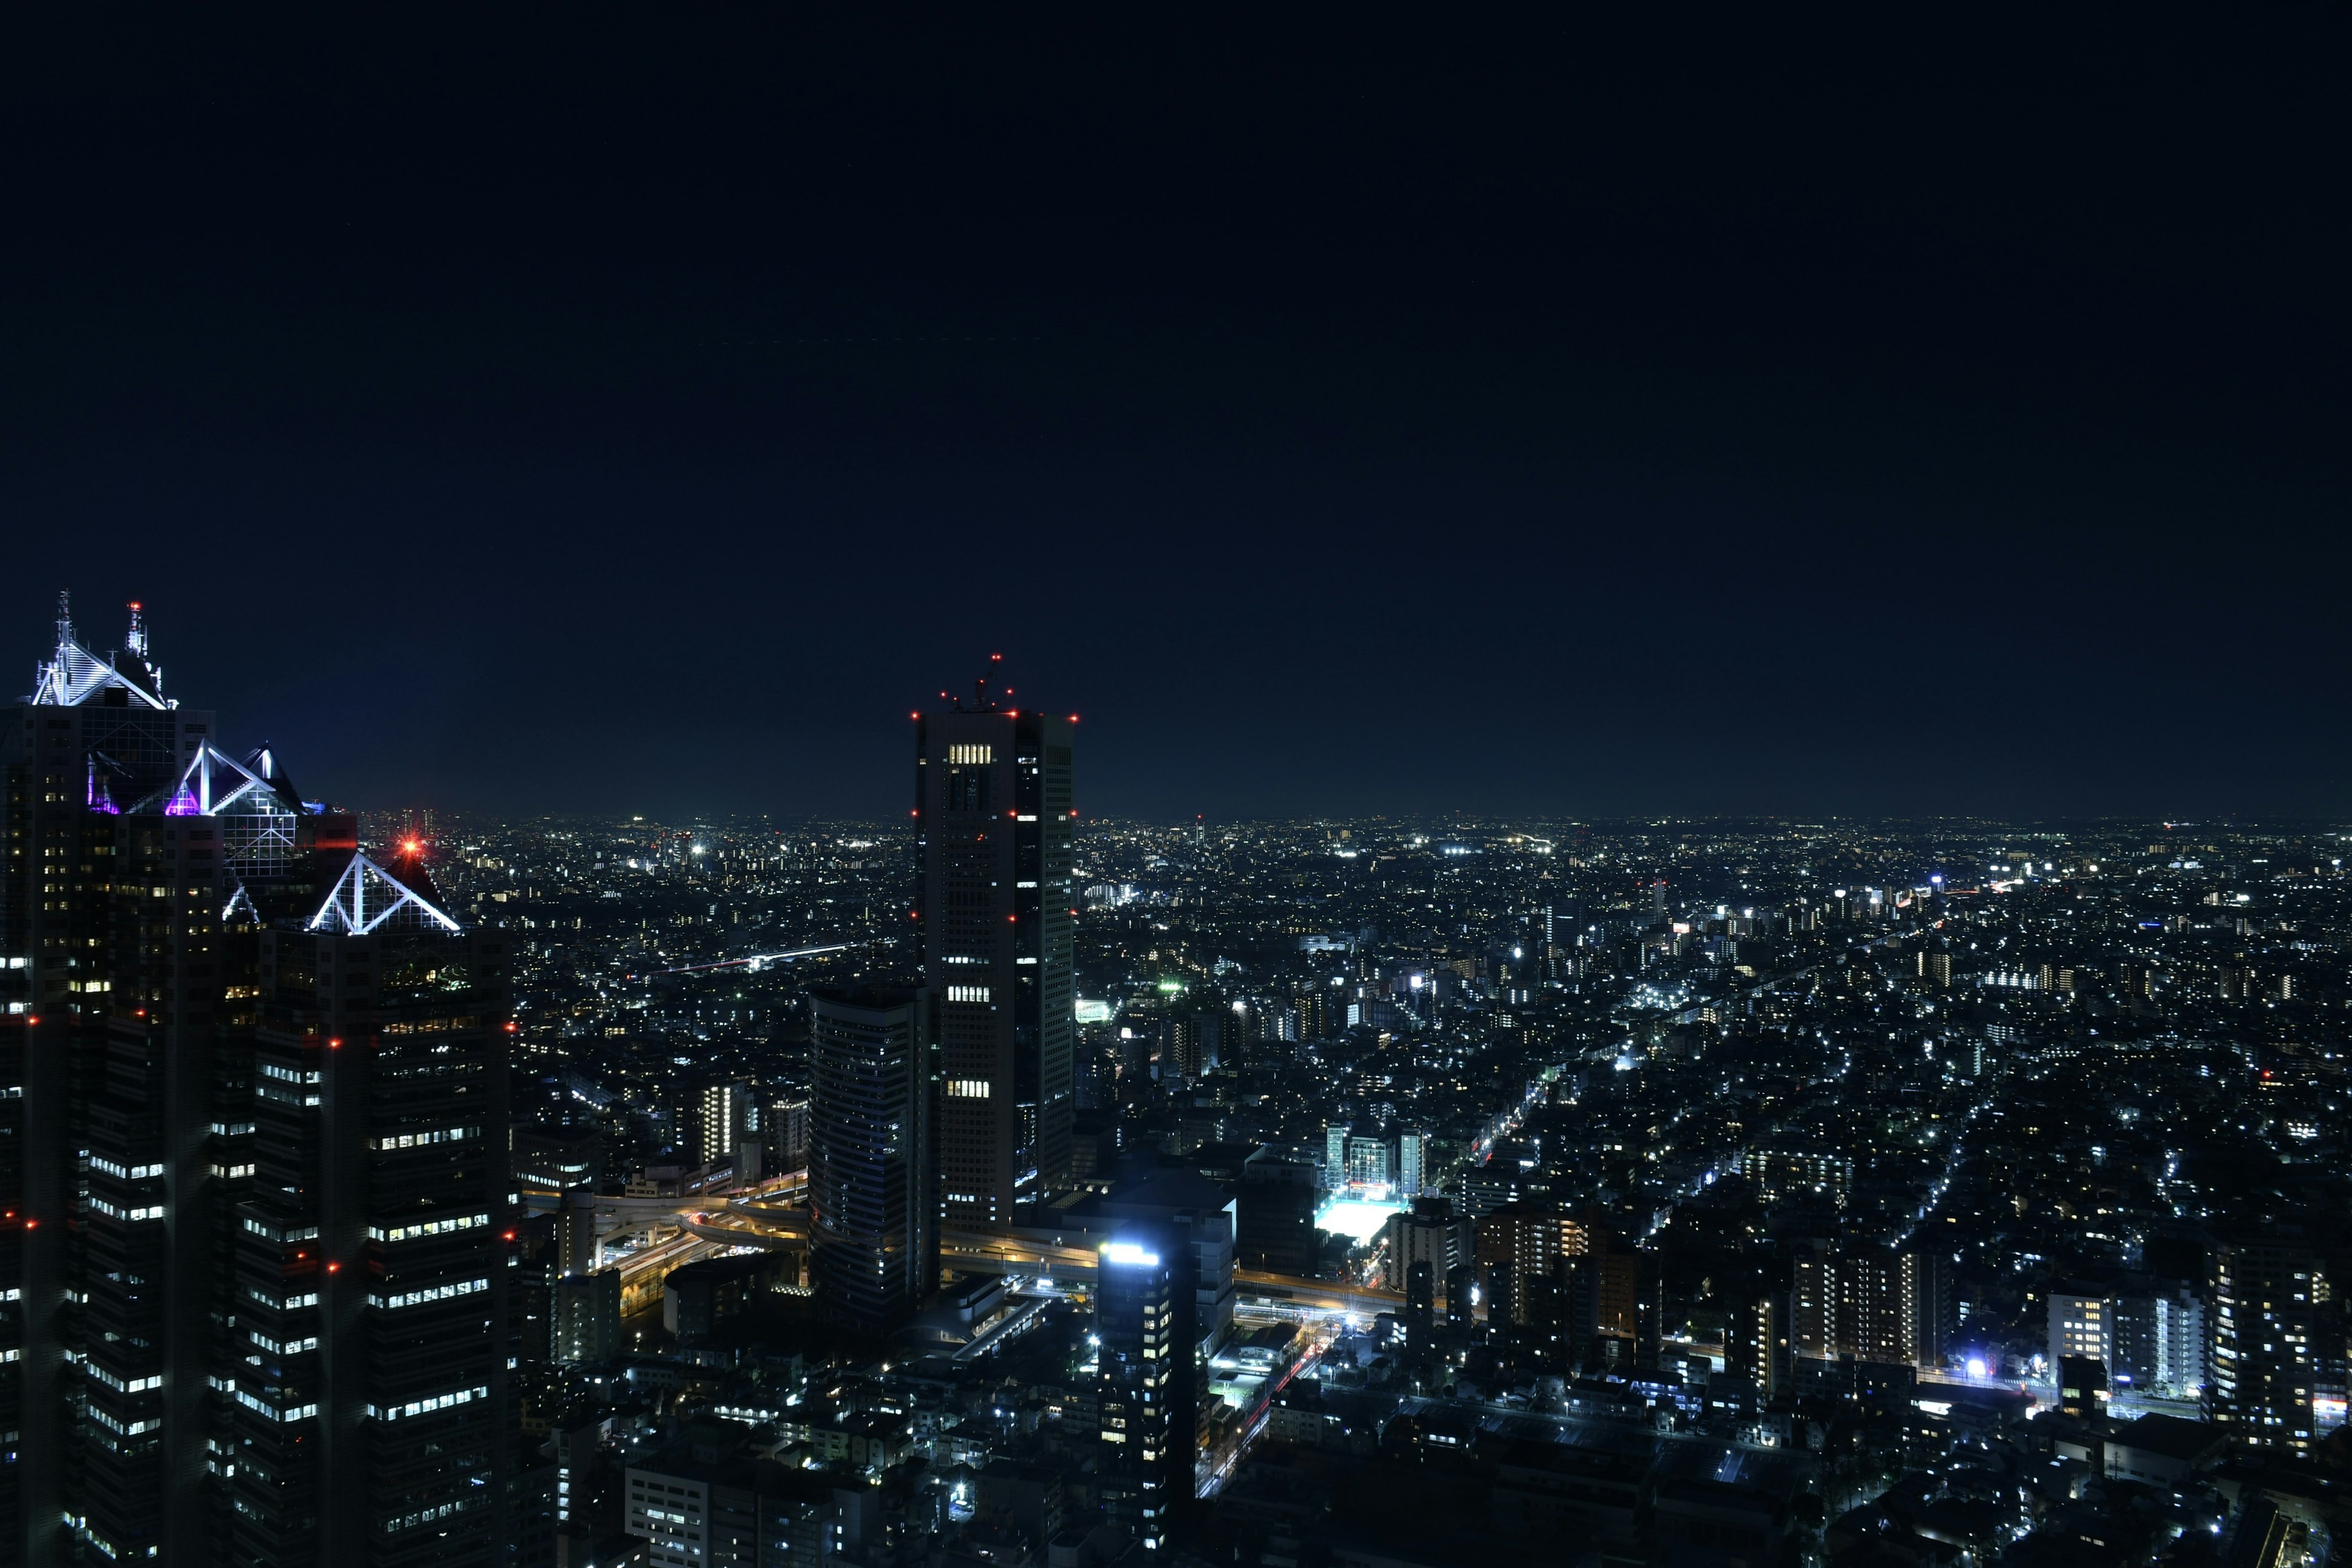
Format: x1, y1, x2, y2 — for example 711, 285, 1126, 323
3, 597, 213, 1562
1792, 1243, 1949, 1371
1235, 1152, 1316, 1276
1094, 1227, 1194, 1551
2049, 1288, 2109, 1372
1475, 1204, 1588, 1326
1383, 1197, 1474, 1296
2210, 1237, 2322, 1450
914, 677, 1075, 1224
764, 1092, 811, 1175
1731, 1294, 1793, 1397
553, 1272, 624, 1366
1, 598, 521, 1566
228, 863, 518, 1564
696, 1078, 758, 1169
1396, 1130, 1426, 1197
1098, 1165, 1237, 1358
1343, 1133, 1390, 1188
808, 986, 934, 1333
1162, 1012, 1202, 1084
550, 1189, 623, 1365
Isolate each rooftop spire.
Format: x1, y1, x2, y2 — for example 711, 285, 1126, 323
125, 601, 147, 658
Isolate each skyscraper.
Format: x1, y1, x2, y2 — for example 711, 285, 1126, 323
3, 597, 211, 1562
2210, 1235, 2321, 1450
0, 598, 519, 1566
1094, 1227, 1194, 1551
808, 986, 934, 1333
228, 875, 517, 1564
914, 672, 1074, 1224
696, 1078, 758, 1171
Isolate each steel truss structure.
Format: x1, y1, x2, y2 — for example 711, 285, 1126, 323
307, 850, 463, 936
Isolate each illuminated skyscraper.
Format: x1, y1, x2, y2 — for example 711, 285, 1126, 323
696, 1077, 759, 1171
228, 876, 517, 1564
807, 986, 934, 1333
1094, 1227, 1194, 1551
2210, 1236, 2320, 1450
0, 598, 520, 1566
2, 597, 225, 1562
914, 668, 1074, 1224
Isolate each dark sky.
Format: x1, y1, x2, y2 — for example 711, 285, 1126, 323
4, 7, 2348, 823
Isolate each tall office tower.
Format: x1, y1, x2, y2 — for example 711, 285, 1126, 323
807, 987, 934, 1333
0, 1013, 20, 1553
696, 1078, 758, 1169
1234, 1152, 1316, 1276
9, 601, 361, 1562
228, 856, 516, 1564
551, 1188, 623, 1365
3, 598, 522, 1567
1095, 1228, 1195, 1551
914, 676, 1074, 1224
1396, 1130, 1425, 1197
2, 598, 209, 1563
763, 1092, 811, 1175
2209, 1236, 2321, 1450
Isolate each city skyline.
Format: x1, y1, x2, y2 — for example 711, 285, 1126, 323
5, 11, 2349, 1565
6, 590, 2348, 1564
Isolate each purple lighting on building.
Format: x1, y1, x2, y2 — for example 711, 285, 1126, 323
165, 785, 201, 816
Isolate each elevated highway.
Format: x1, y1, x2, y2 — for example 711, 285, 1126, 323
526, 1176, 1406, 1322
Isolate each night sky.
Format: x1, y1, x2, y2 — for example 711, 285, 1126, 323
4, 9, 2348, 822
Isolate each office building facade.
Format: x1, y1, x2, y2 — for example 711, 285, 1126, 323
228, 896, 516, 1566
0, 598, 518, 1566
808, 986, 934, 1333
1095, 1227, 1194, 1551
2210, 1237, 2321, 1450
914, 687, 1074, 1224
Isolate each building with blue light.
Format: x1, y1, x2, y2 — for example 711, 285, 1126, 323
1095, 1225, 1196, 1550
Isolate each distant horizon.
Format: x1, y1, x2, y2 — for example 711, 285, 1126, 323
354, 806, 2352, 832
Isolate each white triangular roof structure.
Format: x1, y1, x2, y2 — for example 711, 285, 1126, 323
307, 851, 462, 936
29, 595, 169, 709
161, 742, 290, 817
221, 881, 260, 927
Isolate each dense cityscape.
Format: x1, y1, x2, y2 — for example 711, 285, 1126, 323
4, 603, 2346, 1567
